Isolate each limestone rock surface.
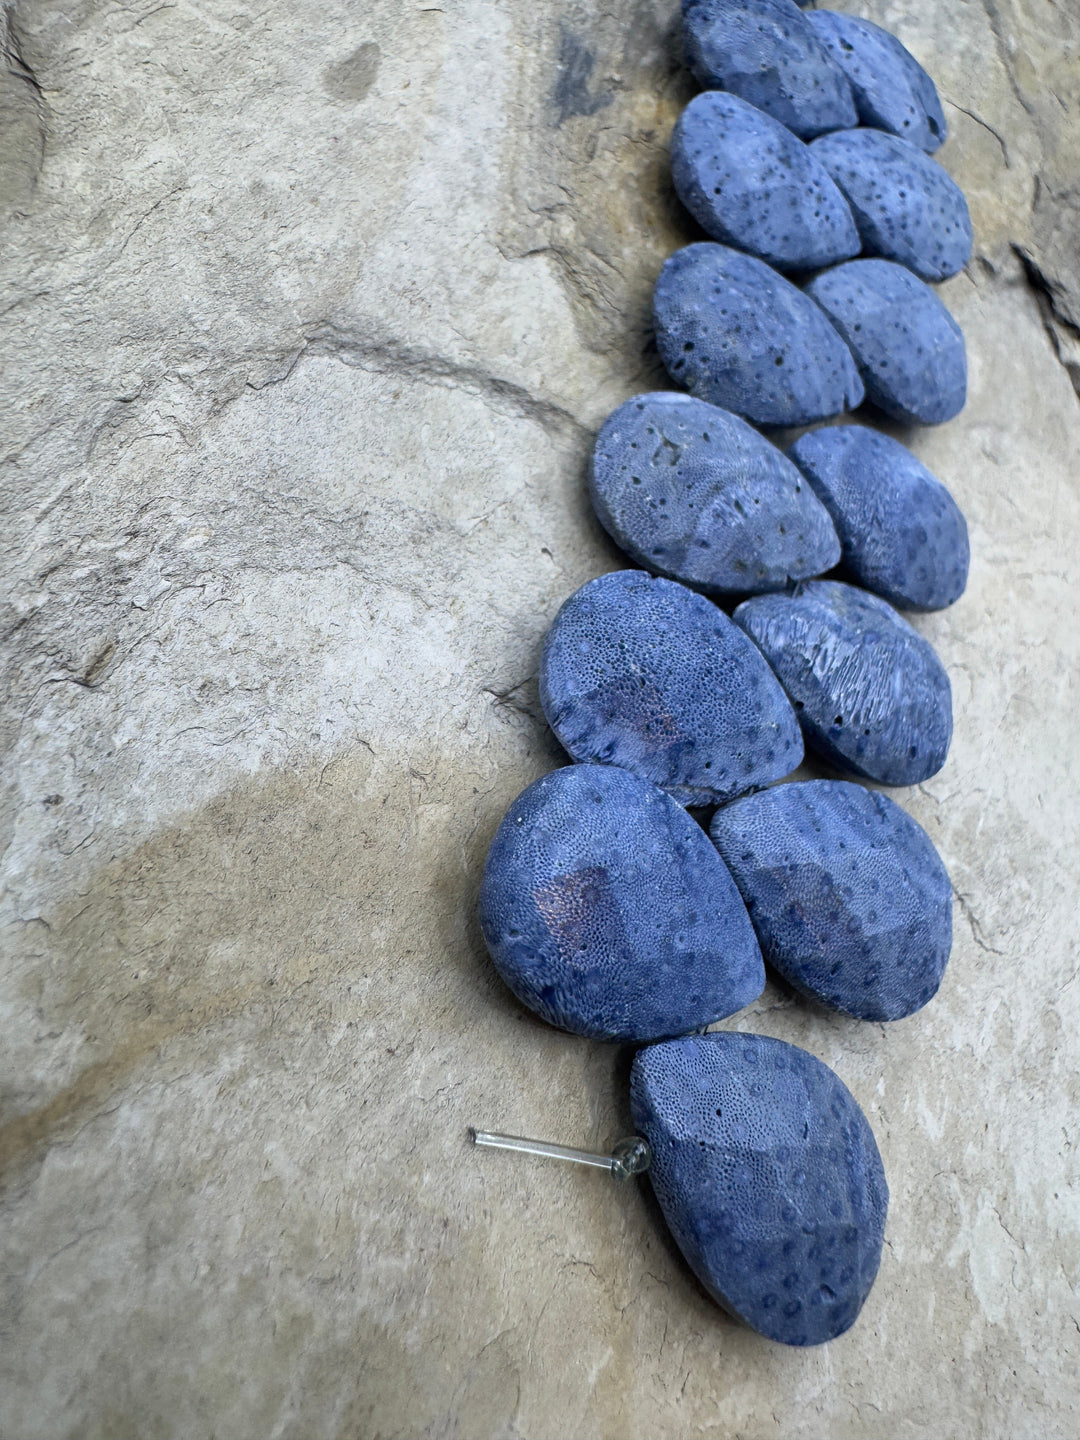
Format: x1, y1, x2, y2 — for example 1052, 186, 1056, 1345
1, 0, 1079, 1436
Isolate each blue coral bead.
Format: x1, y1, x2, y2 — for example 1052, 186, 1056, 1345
733, 580, 953, 785
478, 765, 765, 1043
808, 9, 946, 153
806, 258, 966, 424
710, 779, 953, 1020
810, 128, 972, 282
654, 243, 865, 427
671, 91, 860, 271
631, 1030, 889, 1345
789, 424, 969, 611
590, 392, 841, 596
540, 570, 804, 806
683, 0, 857, 140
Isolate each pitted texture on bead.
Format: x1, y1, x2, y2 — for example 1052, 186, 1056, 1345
654, 243, 865, 427
808, 9, 946, 153
806, 258, 966, 424
671, 91, 860, 271
683, 0, 858, 140
790, 424, 969, 611
734, 579, 953, 785
810, 128, 972, 281
590, 392, 841, 596
711, 779, 953, 1019
631, 1031, 888, 1345
540, 570, 804, 805
479, 765, 765, 1042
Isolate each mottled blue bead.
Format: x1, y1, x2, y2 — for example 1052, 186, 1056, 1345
734, 580, 953, 785
806, 258, 966, 424
479, 765, 765, 1042
808, 10, 946, 153
671, 92, 860, 272
710, 780, 953, 1020
631, 1031, 888, 1345
683, 0, 857, 140
590, 392, 841, 596
810, 128, 971, 282
790, 425, 969, 611
654, 244, 865, 427
540, 570, 804, 806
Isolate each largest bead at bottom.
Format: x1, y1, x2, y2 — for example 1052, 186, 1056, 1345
631, 1031, 888, 1345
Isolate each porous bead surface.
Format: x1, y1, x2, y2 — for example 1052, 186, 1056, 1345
479, 765, 765, 1042
671, 92, 860, 272
808, 9, 947, 153
810, 128, 972, 282
654, 244, 865, 427
540, 570, 804, 806
590, 392, 841, 596
630, 1031, 888, 1346
806, 258, 966, 425
790, 425, 969, 611
682, 0, 858, 140
710, 779, 953, 1020
733, 580, 953, 785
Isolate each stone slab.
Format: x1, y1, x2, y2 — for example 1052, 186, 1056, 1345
1, 1, 1078, 1436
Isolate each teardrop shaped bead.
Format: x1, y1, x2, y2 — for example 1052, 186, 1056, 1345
672, 91, 860, 271
734, 579, 953, 785
710, 779, 953, 1020
807, 9, 946, 153
806, 258, 966, 424
590, 392, 841, 596
541, 570, 804, 805
480, 764, 765, 1042
683, 0, 858, 140
631, 1030, 889, 1345
655, 243, 865, 427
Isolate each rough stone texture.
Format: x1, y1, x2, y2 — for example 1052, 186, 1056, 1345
0, 0, 1078, 1435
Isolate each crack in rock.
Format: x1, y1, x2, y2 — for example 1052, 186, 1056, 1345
953, 887, 1005, 956
944, 98, 1010, 167
1013, 244, 1080, 401
0, 4, 46, 220
246, 324, 591, 446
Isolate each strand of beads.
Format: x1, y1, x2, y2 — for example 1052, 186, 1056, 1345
477, 0, 970, 1349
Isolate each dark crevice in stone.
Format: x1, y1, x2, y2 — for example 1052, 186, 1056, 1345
1, 8, 42, 98
0, 6, 47, 219
1013, 243, 1080, 401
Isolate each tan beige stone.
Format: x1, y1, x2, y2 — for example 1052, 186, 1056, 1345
2, 1, 1078, 1435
